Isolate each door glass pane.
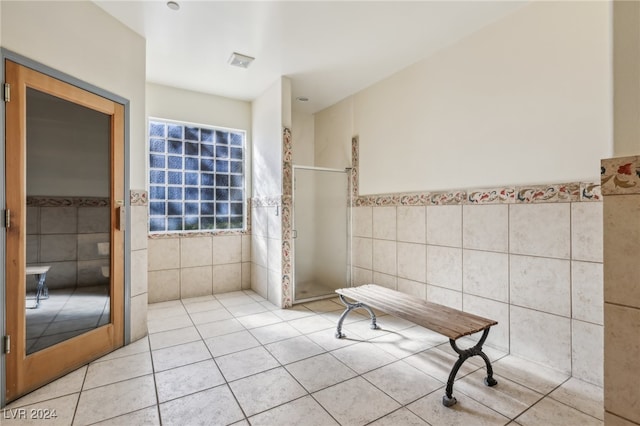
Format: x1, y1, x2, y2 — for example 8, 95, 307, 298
25, 88, 111, 355
294, 168, 349, 302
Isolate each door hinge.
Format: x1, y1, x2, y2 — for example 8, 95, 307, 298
4, 83, 10, 102
3, 335, 10, 354
4, 209, 10, 228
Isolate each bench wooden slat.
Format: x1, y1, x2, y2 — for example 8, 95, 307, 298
336, 284, 497, 340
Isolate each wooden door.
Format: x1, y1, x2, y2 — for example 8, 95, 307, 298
4, 60, 124, 402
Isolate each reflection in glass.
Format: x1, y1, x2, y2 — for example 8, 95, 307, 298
25, 88, 111, 355
293, 168, 350, 302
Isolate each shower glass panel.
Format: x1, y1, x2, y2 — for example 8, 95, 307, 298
293, 166, 350, 302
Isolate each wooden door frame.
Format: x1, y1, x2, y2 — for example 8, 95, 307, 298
0, 49, 132, 407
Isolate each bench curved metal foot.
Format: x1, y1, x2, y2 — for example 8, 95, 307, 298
335, 294, 378, 339
442, 328, 497, 407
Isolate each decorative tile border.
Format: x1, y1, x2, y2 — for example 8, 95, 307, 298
601, 156, 640, 195
251, 196, 281, 207
27, 196, 109, 207
281, 127, 293, 308
130, 190, 148, 206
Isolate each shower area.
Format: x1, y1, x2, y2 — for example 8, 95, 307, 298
292, 166, 351, 303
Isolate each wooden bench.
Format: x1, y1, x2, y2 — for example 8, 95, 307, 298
334, 284, 498, 407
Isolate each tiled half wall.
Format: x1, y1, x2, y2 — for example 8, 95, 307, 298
351, 138, 603, 386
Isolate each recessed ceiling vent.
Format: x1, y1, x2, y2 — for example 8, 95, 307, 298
228, 52, 255, 69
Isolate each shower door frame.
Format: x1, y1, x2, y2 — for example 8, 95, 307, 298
291, 165, 352, 304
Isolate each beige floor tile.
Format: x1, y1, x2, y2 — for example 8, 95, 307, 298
217, 294, 257, 307
236, 311, 282, 329
5, 366, 86, 408
249, 322, 302, 345
548, 377, 604, 420
515, 397, 603, 426
84, 352, 152, 390
285, 353, 357, 392
196, 318, 245, 339
183, 299, 223, 314
146, 304, 187, 321
148, 326, 201, 350
159, 385, 244, 426
216, 346, 280, 381
288, 315, 342, 334
74, 375, 157, 425
264, 335, 325, 365
228, 368, 307, 417
147, 314, 193, 334
364, 360, 443, 404
409, 391, 510, 426
270, 305, 315, 321
96, 337, 150, 362
341, 319, 392, 340
332, 342, 398, 374
492, 355, 569, 394
226, 302, 269, 317
92, 406, 160, 425
188, 307, 233, 325
302, 299, 344, 313
306, 328, 364, 351
2, 393, 78, 426
404, 347, 481, 383
180, 295, 216, 305
147, 300, 184, 311
205, 330, 261, 357
151, 340, 211, 372
313, 377, 401, 425
155, 359, 225, 403
371, 329, 443, 359
369, 408, 430, 425
248, 395, 339, 426
455, 369, 543, 419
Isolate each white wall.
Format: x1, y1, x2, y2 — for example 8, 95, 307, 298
314, 97, 353, 169
316, 1, 612, 195
252, 79, 283, 198
292, 109, 315, 166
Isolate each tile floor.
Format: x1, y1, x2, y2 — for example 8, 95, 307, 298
4, 290, 604, 425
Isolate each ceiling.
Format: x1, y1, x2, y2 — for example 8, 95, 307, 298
94, 1, 526, 114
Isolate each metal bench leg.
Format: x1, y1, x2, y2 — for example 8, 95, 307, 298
442, 328, 497, 407
335, 294, 379, 339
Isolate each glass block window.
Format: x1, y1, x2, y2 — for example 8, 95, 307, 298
148, 119, 245, 233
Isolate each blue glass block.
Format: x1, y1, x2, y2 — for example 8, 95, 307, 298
168, 125, 183, 139
216, 146, 229, 159
230, 217, 243, 229
231, 147, 243, 160
168, 156, 182, 170
185, 216, 199, 230
201, 173, 214, 186
185, 187, 199, 200
168, 140, 183, 154
200, 159, 214, 172
216, 188, 229, 201
185, 142, 199, 156
150, 202, 166, 216
185, 127, 199, 141
216, 202, 229, 215
185, 172, 198, 185
149, 217, 166, 232
200, 188, 214, 201
149, 122, 165, 137
201, 216, 215, 230
230, 161, 243, 174
150, 186, 165, 200
167, 187, 182, 200
230, 132, 243, 146
201, 128, 214, 142
150, 170, 165, 184
185, 157, 199, 170
150, 139, 166, 153
150, 154, 165, 169
201, 203, 214, 215
230, 189, 243, 201
216, 175, 229, 187
168, 217, 183, 231
168, 171, 182, 185
216, 217, 229, 229
215, 160, 229, 173
230, 175, 243, 188
185, 203, 199, 215
201, 144, 214, 158
216, 131, 229, 145
230, 203, 243, 215
167, 202, 183, 215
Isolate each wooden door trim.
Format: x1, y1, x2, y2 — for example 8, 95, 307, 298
4, 60, 126, 401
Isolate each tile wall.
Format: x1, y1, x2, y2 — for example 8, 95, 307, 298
148, 233, 251, 303
251, 199, 282, 307
26, 197, 110, 290
131, 190, 150, 341
351, 196, 603, 386
601, 156, 640, 425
